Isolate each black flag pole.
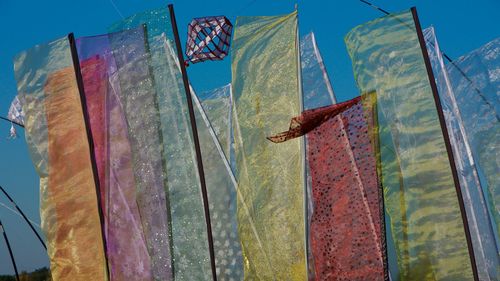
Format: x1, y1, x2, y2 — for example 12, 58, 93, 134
0, 217, 20, 281
0, 117, 24, 128
0, 185, 46, 250
411, 7, 479, 281
168, 4, 218, 281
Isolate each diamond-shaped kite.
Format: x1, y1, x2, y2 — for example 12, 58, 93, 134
186, 16, 233, 64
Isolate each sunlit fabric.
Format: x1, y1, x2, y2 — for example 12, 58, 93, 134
110, 8, 211, 280
425, 27, 500, 281
199, 84, 233, 160
13, 36, 108, 281
76, 30, 154, 281
268, 94, 386, 280
345, 11, 474, 280
301, 32, 336, 109
110, 26, 175, 280
191, 87, 244, 280
440, 36, 500, 244
231, 11, 306, 280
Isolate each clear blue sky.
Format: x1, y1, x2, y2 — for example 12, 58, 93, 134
0, 0, 498, 274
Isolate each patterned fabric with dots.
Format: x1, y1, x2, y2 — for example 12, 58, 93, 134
110, 8, 213, 280
269, 94, 386, 280
196, 84, 245, 280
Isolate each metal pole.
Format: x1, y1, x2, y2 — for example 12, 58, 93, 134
411, 7, 479, 281
68, 33, 110, 279
0, 117, 24, 128
0, 185, 46, 250
167, 4, 218, 281
0, 217, 20, 281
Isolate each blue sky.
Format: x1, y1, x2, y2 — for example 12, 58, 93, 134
0, 0, 498, 274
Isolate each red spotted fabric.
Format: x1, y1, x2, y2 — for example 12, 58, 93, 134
269, 95, 386, 281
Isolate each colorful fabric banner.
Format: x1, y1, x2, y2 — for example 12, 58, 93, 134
231, 11, 306, 280
345, 10, 474, 280
13, 36, 108, 281
269, 94, 386, 281
110, 8, 211, 280
425, 27, 500, 281
76, 28, 155, 281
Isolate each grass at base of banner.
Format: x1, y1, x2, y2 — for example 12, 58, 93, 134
0, 267, 51, 281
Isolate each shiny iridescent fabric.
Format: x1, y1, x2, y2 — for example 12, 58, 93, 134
110, 8, 211, 280
231, 11, 307, 280
76, 28, 155, 281
14, 36, 108, 281
345, 10, 474, 280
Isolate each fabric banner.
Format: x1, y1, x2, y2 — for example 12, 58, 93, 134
425, 27, 500, 281
13, 36, 108, 281
301, 32, 337, 110
192, 86, 244, 280
231, 11, 306, 280
110, 8, 211, 280
199, 84, 233, 160
440, 36, 500, 244
76, 28, 155, 281
269, 94, 386, 281
300, 31, 337, 279
345, 10, 474, 280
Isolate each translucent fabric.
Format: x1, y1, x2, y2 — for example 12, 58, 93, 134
110, 9, 211, 280
301, 32, 337, 109
191, 87, 244, 280
231, 11, 306, 280
441, 37, 500, 243
13, 36, 108, 281
300, 32, 338, 277
425, 27, 500, 280
76, 29, 154, 281
199, 84, 233, 159
269, 94, 386, 280
345, 11, 474, 280
108, 26, 175, 280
